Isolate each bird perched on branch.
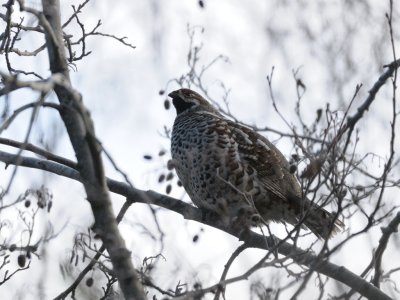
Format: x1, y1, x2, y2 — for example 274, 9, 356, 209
169, 88, 343, 239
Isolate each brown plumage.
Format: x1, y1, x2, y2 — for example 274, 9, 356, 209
169, 88, 343, 239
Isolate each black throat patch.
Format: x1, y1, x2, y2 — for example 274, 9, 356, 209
172, 97, 195, 114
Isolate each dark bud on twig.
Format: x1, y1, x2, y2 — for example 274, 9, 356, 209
158, 174, 165, 183
354, 185, 364, 191
17, 254, 26, 268
193, 282, 202, 290
339, 189, 348, 198
86, 277, 94, 287
291, 154, 300, 162
164, 99, 170, 110
166, 172, 174, 181
38, 200, 45, 209
166, 184, 172, 194
316, 108, 323, 123
296, 78, 306, 90
289, 164, 297, 174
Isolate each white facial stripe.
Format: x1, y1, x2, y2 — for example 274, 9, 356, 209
256, 138, 271, 151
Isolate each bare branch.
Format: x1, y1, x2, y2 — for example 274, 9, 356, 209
0, 137, 75, 168
0, 101, 60, 134
0, 72, 71, 96
337, 58, 400, 140
213, 244, 248, 300
372, 213, 400, 287
62, 0, 91, 28
0, 0, 15, 52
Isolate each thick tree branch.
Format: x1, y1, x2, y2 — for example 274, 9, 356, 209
0, 150, 393, 300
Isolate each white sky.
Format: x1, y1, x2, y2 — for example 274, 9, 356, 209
1, 0, 399, 299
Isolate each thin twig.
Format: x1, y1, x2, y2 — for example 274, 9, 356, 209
213, 244, 248, 300
372, 212, 400, 286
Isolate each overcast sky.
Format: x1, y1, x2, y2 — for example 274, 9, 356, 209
1, 1, 399, 299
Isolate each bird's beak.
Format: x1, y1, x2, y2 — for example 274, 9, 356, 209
168, 90, 179, 99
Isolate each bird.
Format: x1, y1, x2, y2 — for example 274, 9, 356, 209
169, 88, 343, 239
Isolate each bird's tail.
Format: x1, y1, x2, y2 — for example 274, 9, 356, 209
303, 204, 344, 240
286, 194, 344, 239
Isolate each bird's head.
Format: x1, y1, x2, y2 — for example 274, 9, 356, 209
168, 88, 218, 115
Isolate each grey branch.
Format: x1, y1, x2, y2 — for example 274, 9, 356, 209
372, 212, 400, 287
0, 72, 71, 96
